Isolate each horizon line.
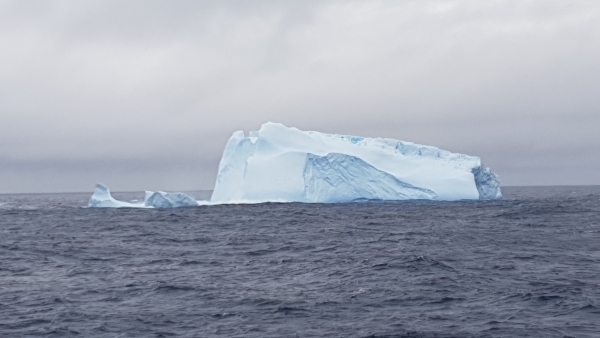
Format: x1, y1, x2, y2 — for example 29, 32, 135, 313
1, 184, 599, 196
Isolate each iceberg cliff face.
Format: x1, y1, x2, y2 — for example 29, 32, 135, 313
211, 122, 501, 203
472, 166, 502, 200
304, 153, 435, 203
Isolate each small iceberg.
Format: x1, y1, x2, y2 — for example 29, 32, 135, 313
88, 184, 200, 208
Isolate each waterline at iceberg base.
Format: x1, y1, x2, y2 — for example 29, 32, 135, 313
89, 122, 501, 208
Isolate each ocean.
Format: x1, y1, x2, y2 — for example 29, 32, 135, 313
1, 186, 599, 337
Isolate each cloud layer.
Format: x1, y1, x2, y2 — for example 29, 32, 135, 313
1, 0, 599, 193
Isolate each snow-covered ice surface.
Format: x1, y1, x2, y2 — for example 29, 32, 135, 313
212, 122, 501, 203
88, 184, 201, 208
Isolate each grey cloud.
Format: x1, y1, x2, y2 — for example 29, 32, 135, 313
1, 0, 599, 193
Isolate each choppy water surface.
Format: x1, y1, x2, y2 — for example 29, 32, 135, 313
1, 186, 599, 337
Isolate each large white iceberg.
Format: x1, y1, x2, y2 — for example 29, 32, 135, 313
211, 122, 501, 203
88, 122, 501, 207
88, 184, 200, 208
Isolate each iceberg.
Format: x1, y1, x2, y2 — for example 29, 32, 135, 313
88, 184, 200, 208
88, 122, 501, 207
211, 122, 501, 203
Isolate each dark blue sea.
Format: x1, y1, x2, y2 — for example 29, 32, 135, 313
1, 186, 599, 337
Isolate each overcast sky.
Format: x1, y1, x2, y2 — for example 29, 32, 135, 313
1, 0, 599, 193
